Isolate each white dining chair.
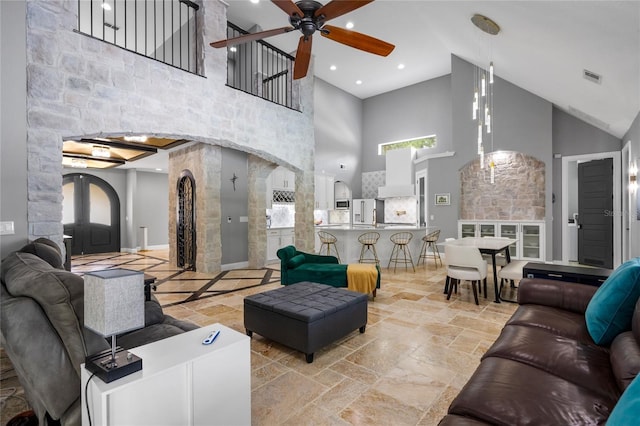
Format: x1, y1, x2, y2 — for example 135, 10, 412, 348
444, 245, 488, 305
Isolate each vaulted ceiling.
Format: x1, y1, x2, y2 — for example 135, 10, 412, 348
225, 0, 640, 139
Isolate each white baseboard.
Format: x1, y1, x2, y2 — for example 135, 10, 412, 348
121, 244, 169, 253
221, 261, 249, 271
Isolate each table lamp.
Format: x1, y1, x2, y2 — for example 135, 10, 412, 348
84, 268, 145, 383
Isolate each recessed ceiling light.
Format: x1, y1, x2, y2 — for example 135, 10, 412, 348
101, 2, 112, 11
397, 63, 405, 70
330, 65, 337, 71
356, 80, 362, 85
124, 135, 147, 143
155, 168, 162, 171
345, 21, 354, 29
250, 0, 260, 4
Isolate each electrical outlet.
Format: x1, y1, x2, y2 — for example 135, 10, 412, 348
0, 221, 15, 235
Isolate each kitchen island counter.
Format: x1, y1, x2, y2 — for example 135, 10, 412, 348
314, 225, 433, 265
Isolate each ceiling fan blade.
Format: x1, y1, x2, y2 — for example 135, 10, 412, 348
321, 25, 394, 56
315, 0, 374, 21
293, 36, 313, 80
271, 0, 304, 18
210, 26, 294, 48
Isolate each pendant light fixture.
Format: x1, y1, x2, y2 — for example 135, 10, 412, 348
471, 14, 500, 180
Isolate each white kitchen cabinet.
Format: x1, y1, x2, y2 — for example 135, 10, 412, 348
267, 228, 295, 261
271, 166, 295, 191
334, 181, 350, 201
314, 175, 335, 210
265, 175, 273, 209
459, 220, 545, 261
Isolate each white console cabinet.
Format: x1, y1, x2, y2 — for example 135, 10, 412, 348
81, 324, 250, 426
267, 228, 294, 261
458, 220, 545, 261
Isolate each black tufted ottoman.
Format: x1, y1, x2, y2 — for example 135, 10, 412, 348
244, 282, 368, 363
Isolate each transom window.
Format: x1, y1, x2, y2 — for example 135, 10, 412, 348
378, 135, 436, 155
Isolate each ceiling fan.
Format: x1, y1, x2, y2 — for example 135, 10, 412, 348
210, 0, 395, 79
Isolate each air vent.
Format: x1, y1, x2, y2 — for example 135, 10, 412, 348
583, 69, 602, 84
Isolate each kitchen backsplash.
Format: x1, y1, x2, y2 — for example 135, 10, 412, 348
362, 170, 385, 199
384, 197, 417, 224
267, 204, 295, 228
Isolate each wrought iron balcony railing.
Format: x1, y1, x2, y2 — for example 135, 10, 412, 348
77, 0, 200, 75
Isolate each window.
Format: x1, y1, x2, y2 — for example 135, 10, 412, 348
378, 135, 436, 155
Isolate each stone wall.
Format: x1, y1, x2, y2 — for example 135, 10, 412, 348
460, 151, 545, 220
24, 0, 315, 257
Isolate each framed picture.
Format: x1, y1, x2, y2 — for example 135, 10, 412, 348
435, 193, 450, 206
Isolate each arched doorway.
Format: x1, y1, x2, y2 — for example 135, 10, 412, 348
177, 170, 196, 270
62, 173, 120, 254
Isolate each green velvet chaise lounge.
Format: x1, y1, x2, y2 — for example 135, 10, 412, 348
276, 245, 381, 290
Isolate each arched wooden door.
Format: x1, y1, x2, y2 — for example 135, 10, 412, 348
63, 173, 120, 255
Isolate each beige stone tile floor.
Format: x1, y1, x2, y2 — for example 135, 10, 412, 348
1, 249, 518, 425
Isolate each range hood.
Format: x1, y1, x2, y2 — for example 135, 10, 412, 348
377, 148, 415, 199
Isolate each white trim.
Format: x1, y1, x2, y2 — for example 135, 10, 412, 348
561, 151, 621, 267
622, 142, 630, 262
414, 151, 455, 164
221, 261, 249, 271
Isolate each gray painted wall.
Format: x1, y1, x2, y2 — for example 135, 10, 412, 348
362, 74, 453, 174
624, 111, 640, 258
0, 1, 28, 257
136, 172, 169, 247
314, 78, 363, 197
220, 148, 249, 264
551, 107, 622, 259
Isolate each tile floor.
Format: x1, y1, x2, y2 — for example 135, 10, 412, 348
1, 249, 519, 425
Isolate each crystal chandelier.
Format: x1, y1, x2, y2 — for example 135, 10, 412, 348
471, 14, 500, 183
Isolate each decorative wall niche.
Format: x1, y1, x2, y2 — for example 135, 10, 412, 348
460, 151, 545, 220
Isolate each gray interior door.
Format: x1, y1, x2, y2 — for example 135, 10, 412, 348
578, 158, 613, 268
62, 173, 120, 255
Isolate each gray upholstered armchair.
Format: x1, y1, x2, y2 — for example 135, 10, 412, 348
0, 238, 198, 426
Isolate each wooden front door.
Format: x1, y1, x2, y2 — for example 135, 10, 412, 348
578, 158, 613, 269
63, 173, 120, 255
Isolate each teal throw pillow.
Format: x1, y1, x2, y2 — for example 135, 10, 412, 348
585, 258, 640, 345
607, 373, 640, 425
287, 254, 306, 269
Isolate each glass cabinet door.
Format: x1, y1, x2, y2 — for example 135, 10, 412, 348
499, 224, 519, 258
460, 223, 477, 238
521, 224, 542, 260
479, 223, 496, 237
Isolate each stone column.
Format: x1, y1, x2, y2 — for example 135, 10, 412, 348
294, 170, 315, 253
247, 156, 277, 268
169, 143, 222, 273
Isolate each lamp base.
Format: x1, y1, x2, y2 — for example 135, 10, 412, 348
85, 347, 142, 383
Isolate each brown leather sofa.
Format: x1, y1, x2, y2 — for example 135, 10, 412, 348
440, 277, 640, 425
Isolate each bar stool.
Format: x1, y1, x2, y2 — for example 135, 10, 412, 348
387, 232, 415, 272
417, 229, 442, 268
358, 232, 380, 265
317, 231, 341, 263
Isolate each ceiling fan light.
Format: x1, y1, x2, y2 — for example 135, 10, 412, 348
330, 65, 337, 71
356, 80, 362, 85
345, 21, 354, 29
397, 63, 405, 70
92, 145, 111, 158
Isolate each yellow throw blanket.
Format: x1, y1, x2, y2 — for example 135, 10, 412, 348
347, 264, 378, 295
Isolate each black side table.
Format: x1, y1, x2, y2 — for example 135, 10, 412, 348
522, 262, 612, 287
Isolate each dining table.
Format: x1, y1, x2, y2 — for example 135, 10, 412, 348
440, 237, 514, 303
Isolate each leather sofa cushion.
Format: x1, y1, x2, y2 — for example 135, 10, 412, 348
507, 304, 596, 344
484, 324, 619, 399
1, 252, 108, 374
610, 331, 640, 392
586, 258, 640, 345
447, 357, 616, 425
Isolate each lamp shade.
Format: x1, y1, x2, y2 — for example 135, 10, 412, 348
84, 269, 145, 337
